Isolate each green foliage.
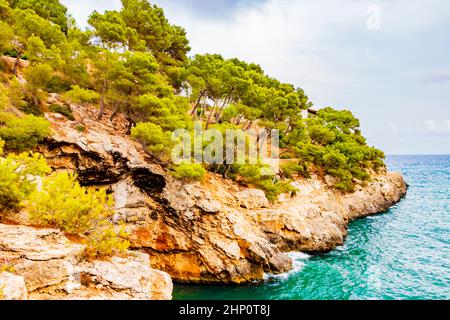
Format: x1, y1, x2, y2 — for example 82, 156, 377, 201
0, 0, 384, 197
62, 85, 100, 105
29, 172, 129, 259
0, 113, 50, 151
225, 163, 296, 202
83, 223, 130, 260
29, 172, 113, 234
7, 78, 28, 110
0, 84, 8, 110
131, 122, 173, 160
0, 260, 15, 273
46, 76, 71, 93
256, 179, 297, 202
0, 152, 50, 213
7, 0, 69, 33
171, 163, 206, 181
75, 124, 85, 132
48, 103, 74, 120
281, 162, 310, 179
286, 108, 385, 192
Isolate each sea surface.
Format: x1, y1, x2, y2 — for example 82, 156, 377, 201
174, 155, 450, 300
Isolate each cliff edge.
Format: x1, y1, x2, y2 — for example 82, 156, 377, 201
1, 101, 407, 288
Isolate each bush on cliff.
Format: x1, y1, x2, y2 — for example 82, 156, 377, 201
61, 85, 100, 106
170, 163, 206, 181
131, 122, 174, 160
0, 152, 50, 214
0, 113, 50, 151
48, 103, 74, 120
29, 172, 129, 259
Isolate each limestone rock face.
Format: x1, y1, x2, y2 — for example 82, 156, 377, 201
0, 224, 82, 295
0, 272, 28, 300
236, 189, 270, 209
0, 224, 172, 300
251, 172, 407, 253
77, 252, 172, 300
27, 103, 407, 285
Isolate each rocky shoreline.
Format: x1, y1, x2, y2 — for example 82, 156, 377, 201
0, 104, 407, 299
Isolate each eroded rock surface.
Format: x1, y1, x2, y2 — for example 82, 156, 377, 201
0, 272, 28, 300
28, 103, 407, 285
0, 224, 172, 300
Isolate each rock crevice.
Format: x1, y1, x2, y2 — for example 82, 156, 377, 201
15, 105, 407, 286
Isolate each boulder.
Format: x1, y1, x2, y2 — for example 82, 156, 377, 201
0, 224, 173, 300
78, 252, 172, 300
0, 272, 28, 300
235, 189, 270, 209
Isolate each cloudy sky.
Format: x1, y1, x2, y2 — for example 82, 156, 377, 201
61, 0, 450, 154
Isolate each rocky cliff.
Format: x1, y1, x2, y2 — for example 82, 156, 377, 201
1, 101, 407, 299
0, 224, 172, 300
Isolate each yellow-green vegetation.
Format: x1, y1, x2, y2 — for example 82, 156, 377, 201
0, 151, 50, 213
281, 108, 385, 192
0, 263, 15, 274
131, 122, 174, 160
83, 223, 130, 260
0, 0, 385, 199
48, 103, 74, 120
0, 112, 50, 151
62, 85, 100, 106
171, 163, 206, 181
29, 172, 129, 259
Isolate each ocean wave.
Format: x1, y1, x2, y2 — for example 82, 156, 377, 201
263, 252, 311, 281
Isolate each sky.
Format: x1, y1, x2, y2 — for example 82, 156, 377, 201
61, 0, 450, 154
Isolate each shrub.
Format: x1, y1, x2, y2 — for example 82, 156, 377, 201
20, 101, 44, 116
281, 162, 310, 179
83, 224, 130, 260
62, 85, 100, 105
75, 124, 85, 132
29, 172, 113, 234
29, 172, 129, 259
7, 78, 28, 110
0, 114, 50, 151
48, 104, 74, 120
0, 84, 8, 110
0, 263, 15, 274
0, 152, 50, 213
171, 163, 206, 181
131, 122, 173, 159
256, 179, 297, 202
46, 76, 71, 93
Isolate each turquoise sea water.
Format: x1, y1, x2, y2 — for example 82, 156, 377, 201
174, 155, 450, 300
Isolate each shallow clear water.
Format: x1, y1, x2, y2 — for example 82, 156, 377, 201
174, 155, 450, 300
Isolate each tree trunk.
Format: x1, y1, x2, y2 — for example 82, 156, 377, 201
125, 111, 135, 134
109, 103, 120, 122
244, 120, 253, 131
33, 91, 39, 110
13, 53, 22, 76
190, 90, 206, 117
205, 100, 218, 129
214, 97, 230, 123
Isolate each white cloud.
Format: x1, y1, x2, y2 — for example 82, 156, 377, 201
61, 0, 121, 28
60, 0, 450, 154
424, 120, 450, 134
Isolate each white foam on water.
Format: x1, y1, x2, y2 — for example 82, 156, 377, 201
263, 252, 311, 281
